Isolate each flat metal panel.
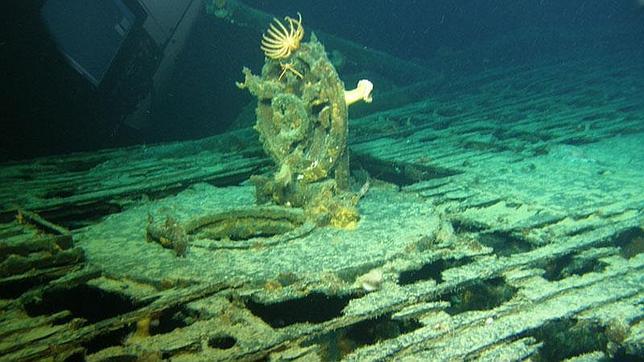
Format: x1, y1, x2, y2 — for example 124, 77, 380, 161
42, 0, 136, 85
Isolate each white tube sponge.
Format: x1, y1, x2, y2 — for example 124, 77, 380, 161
344, 79, 373, 107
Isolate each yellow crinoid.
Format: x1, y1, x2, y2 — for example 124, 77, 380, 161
261, 12, 304, 60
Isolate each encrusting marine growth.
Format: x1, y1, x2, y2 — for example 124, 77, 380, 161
238, 12, 373, 228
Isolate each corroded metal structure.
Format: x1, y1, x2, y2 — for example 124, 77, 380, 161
238, 23, 362, 227
0, 3, 642, 361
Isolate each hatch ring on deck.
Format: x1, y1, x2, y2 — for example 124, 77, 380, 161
185, 206, 315, 250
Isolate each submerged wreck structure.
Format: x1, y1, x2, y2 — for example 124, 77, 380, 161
237, 11, 373, 228
1, 1, 643, 361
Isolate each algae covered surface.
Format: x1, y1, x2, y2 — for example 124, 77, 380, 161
1, 1, 643, 360
76, 183, 442, 300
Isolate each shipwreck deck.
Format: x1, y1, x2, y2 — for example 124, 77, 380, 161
1, 43, 643, 361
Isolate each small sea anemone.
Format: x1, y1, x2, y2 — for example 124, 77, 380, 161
356, 268, 384, 292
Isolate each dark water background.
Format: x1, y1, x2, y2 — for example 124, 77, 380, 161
247, 0, 644, 62
1, 0, 642, 161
